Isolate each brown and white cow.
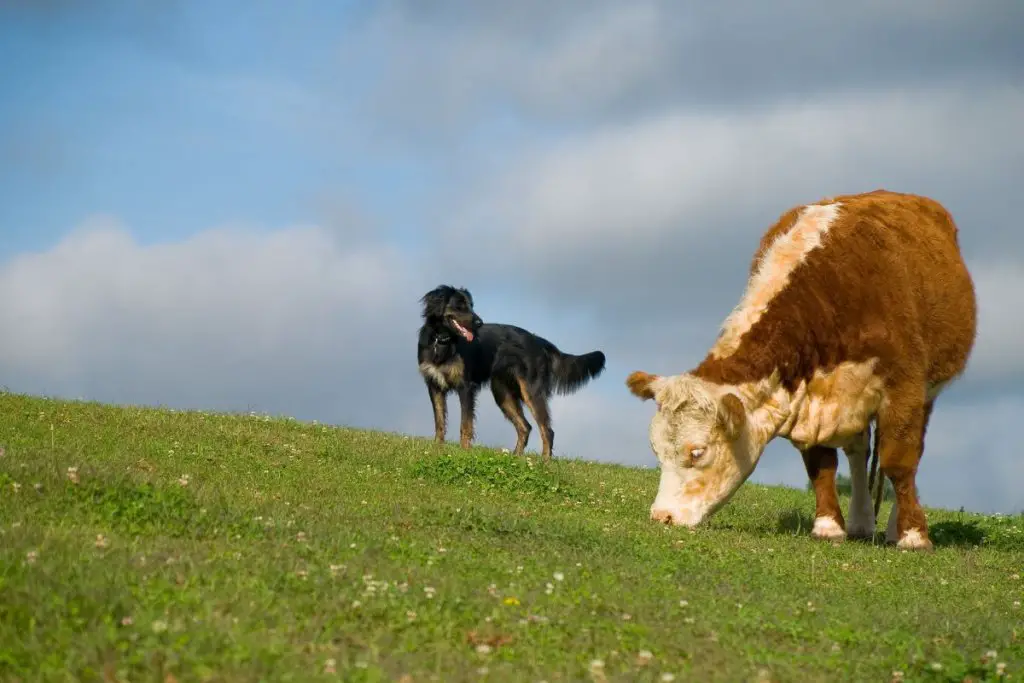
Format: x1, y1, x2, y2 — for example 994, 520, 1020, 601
626, 189, 977, 551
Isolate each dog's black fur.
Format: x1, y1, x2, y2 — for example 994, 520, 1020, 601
417, 285, 606, 460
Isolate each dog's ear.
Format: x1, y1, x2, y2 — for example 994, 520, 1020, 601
420, 285, 451, 319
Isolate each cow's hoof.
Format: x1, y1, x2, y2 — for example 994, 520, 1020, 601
811, 516, 847, 542
896, 528, 934, 552
846, 523, 876, 540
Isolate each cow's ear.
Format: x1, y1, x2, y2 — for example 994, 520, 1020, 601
717, 392, 746, 440
626, 371, 661, 401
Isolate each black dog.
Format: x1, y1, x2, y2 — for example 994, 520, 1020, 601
417, 285, 606, 460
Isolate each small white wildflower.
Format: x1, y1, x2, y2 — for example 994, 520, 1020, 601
352, 600, 361, 608
25, 550, 37, 564
475, 644, 492, 655
589, 659, 605, 670
553, 571, 564, 582
151, 619, 168, 633
324, 658, 337, 674
66, 467, 79, 484
545, 582, 554, 595
930, 662, 943, 671
95, 534, 109, 548
679, 600, 688, 608
354, 661, 368, 669
661, 674, 676, 682
177, 474, 190, 487
637, 650, 653, 665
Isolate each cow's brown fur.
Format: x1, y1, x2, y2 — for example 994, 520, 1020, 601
629, 189, 977, 549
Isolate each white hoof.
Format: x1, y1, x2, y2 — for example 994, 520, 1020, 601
811, 516, 847, 541
896, 528, 933, 551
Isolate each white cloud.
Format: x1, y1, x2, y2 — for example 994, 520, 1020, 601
452, 85, 1024, 266
918, 394, 1024, 514
966, 260, 1024, 382
0, 217, 420, 427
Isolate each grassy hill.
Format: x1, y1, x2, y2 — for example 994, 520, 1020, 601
0, 391, 1021, 682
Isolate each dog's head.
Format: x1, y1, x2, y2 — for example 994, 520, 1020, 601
420, 285, 483, 342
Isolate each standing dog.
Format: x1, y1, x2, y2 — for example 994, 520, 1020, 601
417, 285, 606, 460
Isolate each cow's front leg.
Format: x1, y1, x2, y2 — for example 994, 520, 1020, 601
802, 445, 847, 541
843, 429, 876, 539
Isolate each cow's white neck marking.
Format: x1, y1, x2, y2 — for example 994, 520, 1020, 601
711, 202, 842, 360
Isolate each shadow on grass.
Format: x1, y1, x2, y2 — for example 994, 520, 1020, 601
776, 509, 814, 536
774, 509, 1018, 551
929, 520, 987, 548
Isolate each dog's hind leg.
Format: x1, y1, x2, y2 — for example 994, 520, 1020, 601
491, 377, 531, 455
427, 382, 447, 444
457, 385, 478, 449
517, 377, 554, 461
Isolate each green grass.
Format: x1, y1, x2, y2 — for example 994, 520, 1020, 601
1, 391, 1022, 683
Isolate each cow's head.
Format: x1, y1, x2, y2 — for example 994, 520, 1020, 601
626, 370, 760, 527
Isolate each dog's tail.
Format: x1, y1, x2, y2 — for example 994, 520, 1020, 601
551, 349, 606, 395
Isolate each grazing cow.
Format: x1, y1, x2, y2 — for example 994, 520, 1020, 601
626, 190, 977, 551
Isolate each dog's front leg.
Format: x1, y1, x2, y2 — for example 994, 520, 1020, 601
427, 382, 447, 443
458, 385, 478, 449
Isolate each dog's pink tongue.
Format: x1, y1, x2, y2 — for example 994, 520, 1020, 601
463, 330, 474, 342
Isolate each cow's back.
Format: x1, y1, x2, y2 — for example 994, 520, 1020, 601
821, 190, 977, 388
696, 189, 977, 393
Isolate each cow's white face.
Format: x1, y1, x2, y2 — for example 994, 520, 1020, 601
627, 371, 760, 527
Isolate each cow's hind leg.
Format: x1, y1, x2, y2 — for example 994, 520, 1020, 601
843, 429, 876, 539
879, 392, 934, 550
802, 445, 846, 541
491, 377, 532, 455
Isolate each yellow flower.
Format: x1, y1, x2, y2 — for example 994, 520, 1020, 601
503, 596, 520, 606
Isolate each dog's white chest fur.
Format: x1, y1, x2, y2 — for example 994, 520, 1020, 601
419, 357, 465, 390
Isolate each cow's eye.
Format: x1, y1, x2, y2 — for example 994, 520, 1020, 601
690, 448, 705, 460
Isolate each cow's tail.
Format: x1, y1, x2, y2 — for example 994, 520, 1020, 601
868, 418, 884, 520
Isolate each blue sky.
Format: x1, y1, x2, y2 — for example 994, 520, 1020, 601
2, 1, 1023, 515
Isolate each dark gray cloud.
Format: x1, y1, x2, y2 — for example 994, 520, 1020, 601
353, 0, 1024, 133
